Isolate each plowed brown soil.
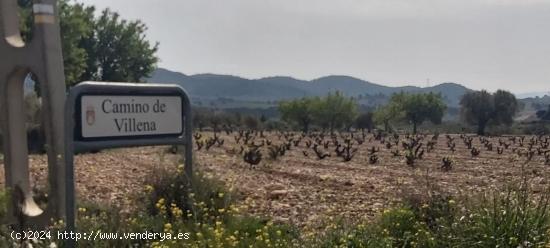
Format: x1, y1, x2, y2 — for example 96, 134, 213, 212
1, 132, 548, 228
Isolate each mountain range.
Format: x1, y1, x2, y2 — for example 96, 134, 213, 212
148, 68, 471, 107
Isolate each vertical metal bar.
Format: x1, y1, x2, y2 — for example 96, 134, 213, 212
1, 0, 36, 225
4, 69, 43, 219
184, 94, 193, 181
34, 0, 68, 221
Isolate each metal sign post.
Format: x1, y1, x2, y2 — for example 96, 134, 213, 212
1, 0, 67, 227
64, 82, 193, 246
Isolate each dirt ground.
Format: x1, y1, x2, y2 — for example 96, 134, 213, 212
1, 132, 549, 228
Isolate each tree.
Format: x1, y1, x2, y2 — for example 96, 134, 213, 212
355, 112, 374, 133
278, 92, 358, 133
374, 92, 445, 134
19, 0, 158, 87
493, 90, 519, 125
460, 90, 518, 135
58, 0, 96, 86
279, 97, 319, 133
460, 90, 493, 135
314, 92, 358, 134
80, 9, 158, 84
385, 92, 446, 134
373, 101, 402, 132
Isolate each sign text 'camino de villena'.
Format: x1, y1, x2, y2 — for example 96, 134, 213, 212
81, 95, 182, 138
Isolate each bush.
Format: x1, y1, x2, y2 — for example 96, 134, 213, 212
311, 178, 550, 248
141, 165, 300, 247
450, 186, 550, 247
377, 207, 436, 247
145, 165, 233, 223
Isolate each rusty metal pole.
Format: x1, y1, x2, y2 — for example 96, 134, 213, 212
0, 0, 67, 228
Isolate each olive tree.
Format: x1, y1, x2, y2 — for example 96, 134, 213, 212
278, 97, 319, 133
459, 90, 518, 135
373, 100, 402, 132
376, 92, 446, 134
393, 92, 446, 134
314, 91, 358, 134
278, 92, 358, 133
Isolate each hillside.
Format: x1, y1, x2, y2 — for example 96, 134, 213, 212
148, 68, 471, 107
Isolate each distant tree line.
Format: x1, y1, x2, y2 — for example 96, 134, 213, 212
192, 108, 274, 132
279, 91, 446, 134
278, 92, 358, 133
277, 89, 523, 135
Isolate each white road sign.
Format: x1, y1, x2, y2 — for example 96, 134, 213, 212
80, 95, 183, 138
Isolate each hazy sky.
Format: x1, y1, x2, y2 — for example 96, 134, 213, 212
81, 0, 550, 94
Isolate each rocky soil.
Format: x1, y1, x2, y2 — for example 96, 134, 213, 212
1, 132, 549, 229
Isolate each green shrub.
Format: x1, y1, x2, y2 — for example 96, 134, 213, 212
309, 179, 550, 248
395, 183, 550, 248
377, 207, 436, 248
450, 187, 550, 247
141, 166, 300, 247
145, 165, 234, 223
